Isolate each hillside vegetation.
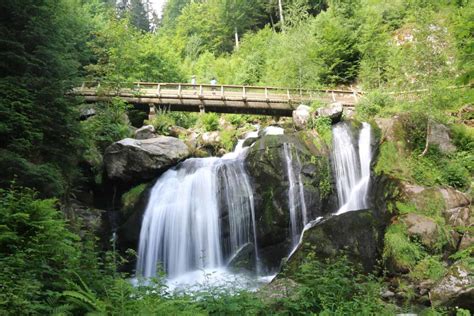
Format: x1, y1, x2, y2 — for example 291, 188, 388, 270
0, 0, 472, 314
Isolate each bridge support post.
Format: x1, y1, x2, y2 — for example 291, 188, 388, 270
148, 104, 156, 121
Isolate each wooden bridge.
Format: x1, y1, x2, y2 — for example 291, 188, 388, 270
73, 82, 361, 117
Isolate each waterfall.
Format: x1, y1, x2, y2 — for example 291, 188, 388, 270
283, 143, 308, 247
331, 122, 372, 214
136, 147, 257, 280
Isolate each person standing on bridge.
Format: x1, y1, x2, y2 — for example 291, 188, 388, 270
210, 77, 217, 94
191, 75, 196, 85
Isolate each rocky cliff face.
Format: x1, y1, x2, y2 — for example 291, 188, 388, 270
245, 131, 338, 271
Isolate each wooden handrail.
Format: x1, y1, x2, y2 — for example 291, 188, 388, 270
78, 81, 360, 96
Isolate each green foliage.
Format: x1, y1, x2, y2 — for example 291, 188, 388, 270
309, 116, 332, 145
121, 183, 147, 216
168, 111, 199, 129
0, 186, 81, 315
409, 256, 446, 282
82, 98, 131, 153
147, 108, 176, 135
220, 130, 237, 152
383, 223, 424, 271
280, 252, 393, 314
198, 113, 220, 132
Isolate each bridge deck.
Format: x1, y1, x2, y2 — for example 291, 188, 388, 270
74, 82, 360, 117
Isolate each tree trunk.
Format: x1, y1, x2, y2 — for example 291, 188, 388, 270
234, 27, 239, 49
419, 119, 431, 157
278, 0, 285, 31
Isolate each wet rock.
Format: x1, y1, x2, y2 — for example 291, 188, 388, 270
227, 242, 255, 271
245, 132, 336, 271
292, 104, 311, 130
317, 102, 343, 123
134, 125, 156, 140
284, 210, 389, 274
401, 213, 440, 250
427, 120, 456, 154
430, 260, 474, 310
79, 108, 96, 120
104, 136, 190, 182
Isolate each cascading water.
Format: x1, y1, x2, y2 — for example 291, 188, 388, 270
136, 143, 258, 284
331, 122, 372, 214
283, 143, 308, 247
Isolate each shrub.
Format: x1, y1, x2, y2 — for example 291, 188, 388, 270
280, 252, 393, 314
309, 116, 332, 144
168, 112, 198, 129
383, 223, 424, 272
410, 256, 446, 282
146, 108, 176, 135
0, 186, 81, 315
198, 113, 220, 132
441, 162, 470, 190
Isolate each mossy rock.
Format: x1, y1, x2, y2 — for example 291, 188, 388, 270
245, 131, 337, 271
283, 209, 388, 276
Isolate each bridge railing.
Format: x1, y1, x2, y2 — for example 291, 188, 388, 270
76, 81, 361, 103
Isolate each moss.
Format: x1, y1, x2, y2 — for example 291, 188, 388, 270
409, 255, 446, 282
383, 223, 424, 272
220, 130, 236, 152
374, 142, 409, 179
121, 183, 147, 216
318, 157, 333, 199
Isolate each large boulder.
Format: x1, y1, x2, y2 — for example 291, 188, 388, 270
400, 213, 440, 250
104, 136, 190, 182
245, 131, 337, 271
429, 260, 474, 310
292, 104, 311, 130
317, 102, 343, 123
284, 209, 388, 274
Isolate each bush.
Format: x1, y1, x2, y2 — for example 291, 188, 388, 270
383, 223, 424, 272
0, 186, 81, 315
198, 113, 220, 132
168, 112, 198, 129
146, 108, 176, 135
308, 116, 332, 144
441, 162, 470, 190
280, 252, 393, 314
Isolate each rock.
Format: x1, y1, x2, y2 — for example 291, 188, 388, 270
443, 207, 471, 228
258, 278, 299, 302
401, 213, 440, 250
227, 242, 255, 271
245, 131, 337, 270
458, 232, 474, 251
292, 104, 311, 130
284, 210, 388, 274
429, 261, 474, 310
200, 131, 221, 146
381, 290, 395, 299
427, 120, 456, 154
168, 126, 187, 138
317, 102, 343, 123
134, 125, 156, 140
61, 200, 104, 237
375, 117, 399, 142
439, 187, 470, 210
79, 108, 96, 120
104, 136, 190, 182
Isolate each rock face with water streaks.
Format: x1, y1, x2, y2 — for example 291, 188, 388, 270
284, 209, 389, 274
104, 136, 190, 182
245, 131, 337, 271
